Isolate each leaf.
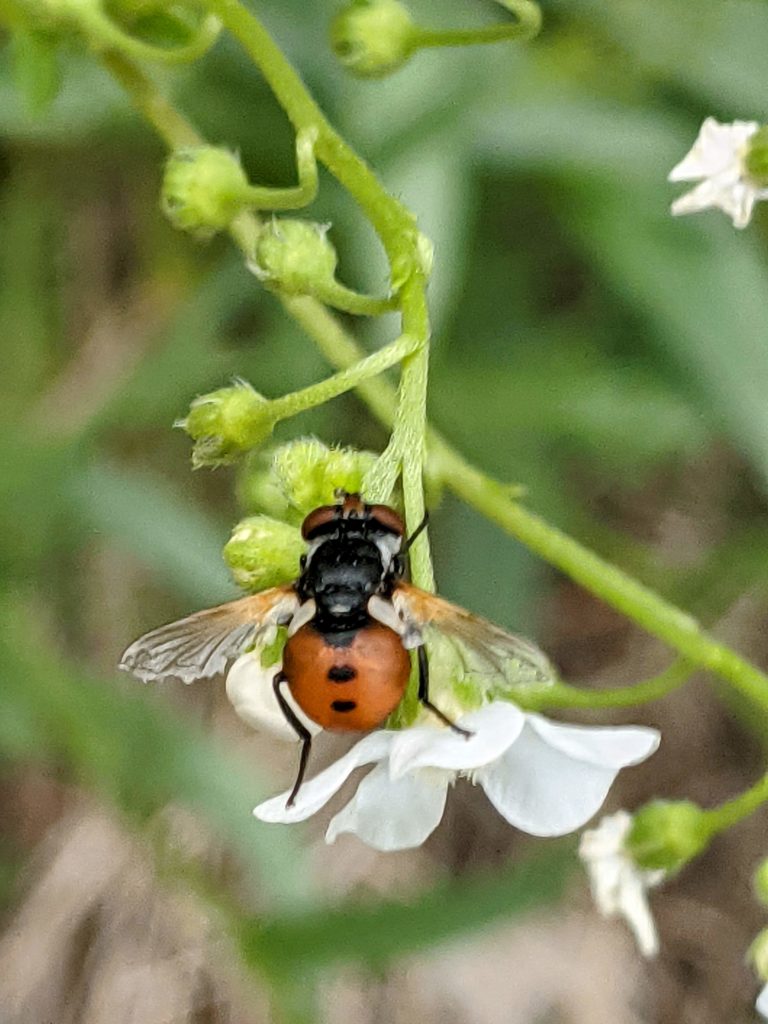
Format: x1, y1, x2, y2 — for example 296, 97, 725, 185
239, 845, 572, 978
11, 29, 61, 115
71, 460, 235, 605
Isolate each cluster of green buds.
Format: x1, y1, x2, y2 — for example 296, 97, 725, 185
223, 439, 382, 591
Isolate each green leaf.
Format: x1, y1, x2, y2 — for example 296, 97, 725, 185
71, 460, 235, 605
239, 845, 572, 978
11, 29, 61, 115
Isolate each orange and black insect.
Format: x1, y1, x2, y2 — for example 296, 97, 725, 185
120, 492, 554, 804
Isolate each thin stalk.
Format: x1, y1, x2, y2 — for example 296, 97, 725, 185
510, 660, 694, 712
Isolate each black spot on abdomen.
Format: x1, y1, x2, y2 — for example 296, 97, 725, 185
328, 665, 356, 682
331, 699, 357, 713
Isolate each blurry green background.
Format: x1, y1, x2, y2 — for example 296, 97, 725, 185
2, 1, 768, 1021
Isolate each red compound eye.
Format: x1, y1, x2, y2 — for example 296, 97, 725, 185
301, 505, 338, 540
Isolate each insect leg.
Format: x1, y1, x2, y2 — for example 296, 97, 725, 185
401, 511, 430, 556
273, 672, 313, 807
417, 645, 472, 738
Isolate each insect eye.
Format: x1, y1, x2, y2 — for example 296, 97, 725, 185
301, 505, 338, 540
367, 503, 405, 536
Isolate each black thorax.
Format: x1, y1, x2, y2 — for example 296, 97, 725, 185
296, 521, 402, 634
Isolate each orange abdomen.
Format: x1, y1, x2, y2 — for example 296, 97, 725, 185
283, 622, 411, 732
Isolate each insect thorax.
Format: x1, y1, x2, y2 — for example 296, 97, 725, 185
297, 524, 402, 632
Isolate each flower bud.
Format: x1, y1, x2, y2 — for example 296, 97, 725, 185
752, 928, 768, 980
162, 147, 250, 237
330, 0, 416, 78
754, 859, 768, 907
251, 219, 338, 297
223, 515, 305, 591
627, 799, 712, 872
272, 439, 378, 515
745, 126, 768, 188
178, 381, 275, 468
236, 452, 296, 522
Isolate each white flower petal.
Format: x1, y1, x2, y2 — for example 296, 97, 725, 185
715, 180, 757, 229
477, 720, 658, 836
670, 178, 726, 217
526, 714, 660, 768
253, 731, 394, 824
389, 701, 525, 779
757, 983, 768, 1020
579, 812, 664, 958
326, 761, 449, 851
226, 655, 322, 741
669, 118, 758, 180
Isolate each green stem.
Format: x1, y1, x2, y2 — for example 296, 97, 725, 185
76, 5, 221, 64
311, 280, 397, 317
411, 0, 542, 50
102, 51, 205, 147
267, 333, 417, 422
201, 0, 418, 267
704, 771, 768, 833
510, 659, 693, 712
241, 127, 319, 211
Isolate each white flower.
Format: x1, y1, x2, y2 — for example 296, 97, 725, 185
757, 984, 768, 1020
254, 701, 660, 852
579, 810, 665, 957
226, 653, 321, 742
668, 117, 768, 229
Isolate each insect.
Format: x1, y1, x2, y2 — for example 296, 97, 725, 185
120, 493, 555, 805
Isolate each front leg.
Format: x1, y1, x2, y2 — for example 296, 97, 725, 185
416, 645, 472, 737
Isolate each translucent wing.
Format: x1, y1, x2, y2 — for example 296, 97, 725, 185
393, 583, 556, 688
120, 586, 298, 684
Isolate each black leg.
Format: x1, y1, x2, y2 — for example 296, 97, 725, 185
417, 645, 472, 738
273, 673, 312, 807
401, 511, 430, 556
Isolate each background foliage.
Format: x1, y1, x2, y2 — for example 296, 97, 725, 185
2, 1, 768, 1021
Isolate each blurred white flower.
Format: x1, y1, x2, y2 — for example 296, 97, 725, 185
226, 653, 321, 742
579, 810, 665, 957
254, 701, 660, 852
668, 117, 768, 229
757, 984, 768, 1020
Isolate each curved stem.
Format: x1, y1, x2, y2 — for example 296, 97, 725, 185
411, 0, 542, 50
241, 127, 319, 211
267, 333, 418, 422
78, 6, 220, 65
704, 771, 768, 834
311, 281, 398, 317
510, 660, 694, 712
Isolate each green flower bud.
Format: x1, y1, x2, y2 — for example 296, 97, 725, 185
745, 126, 768, 188
751, 928, 768, 980
236, 452, 296, 522
627, 799, 712, 873
754, 859, 768, 908
272, 439, 378, 515
330, 0, 416, 78
162, 147, 250, 237
252, 219, 338, 297
223, 515, 305, 591
178, 381, 275, 468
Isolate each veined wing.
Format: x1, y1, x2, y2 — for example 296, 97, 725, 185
393, 582, 556, 688
119, 586, 297, 684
